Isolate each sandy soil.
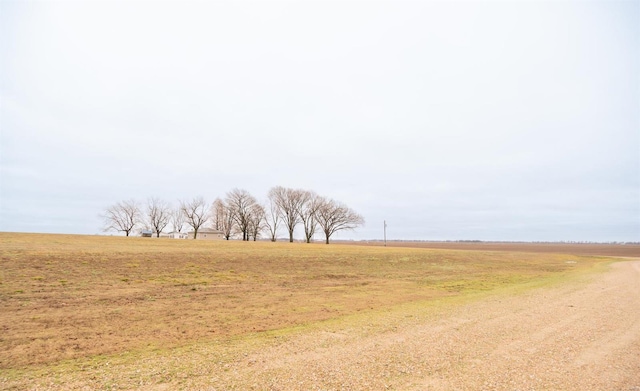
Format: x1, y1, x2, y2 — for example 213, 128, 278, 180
208, 260, 640, 390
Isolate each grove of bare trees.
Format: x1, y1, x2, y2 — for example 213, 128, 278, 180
102, 186, 364, 243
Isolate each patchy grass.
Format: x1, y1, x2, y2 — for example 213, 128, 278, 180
0, 233, 614, 387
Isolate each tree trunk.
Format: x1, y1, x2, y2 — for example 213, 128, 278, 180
193, 229, 198, 239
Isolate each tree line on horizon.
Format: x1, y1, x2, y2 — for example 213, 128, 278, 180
102, 186, 365, 244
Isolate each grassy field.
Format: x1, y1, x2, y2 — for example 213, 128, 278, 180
0, 232, 617, 388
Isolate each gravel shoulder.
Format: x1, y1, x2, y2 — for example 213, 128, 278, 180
223, 260, 640, 390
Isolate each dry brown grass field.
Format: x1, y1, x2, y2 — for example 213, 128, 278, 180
0, 232, 632, 390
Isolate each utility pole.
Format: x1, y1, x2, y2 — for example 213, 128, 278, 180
384, 220, 387, 247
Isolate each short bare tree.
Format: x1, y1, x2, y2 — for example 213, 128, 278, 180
180, 197, 209, 239
147, 197, 171, 237
103, 200, 141, 236
316, 198, 365, 244
269, 186, 306, 243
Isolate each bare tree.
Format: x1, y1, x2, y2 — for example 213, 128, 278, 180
210, 198, 225, 231
299, 191, 320, 243
211, 198, 236, 240
103, 200, 141, 236
222, 202, 236, 240
269, 186, 306, 243
171, 207, 185, 233
180, 197, 209, 239
316, 198, 365, 244
226, 188, 258, 241
248, 203, 266, 241
146, 197, 171, 237
264, 192, 281, 242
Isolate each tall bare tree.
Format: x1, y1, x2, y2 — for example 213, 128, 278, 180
180, 197, 209, 239
226, 188, 258, 241
222, 202, 236, 240
146, 197, 171, 237
299, 191, 320, 243
103, 199, 141, 236
316, 198, 365, 244
248, 203, 266, 241
210, 198, 225, 231
212, 198, 236, 240
171, 207, 185, 233
269, 186, 306, 243
264, 192, 281, 242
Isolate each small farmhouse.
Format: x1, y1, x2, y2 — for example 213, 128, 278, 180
140, 230, 153, 238
166, 231, 188, 239
188, 228, 225, 240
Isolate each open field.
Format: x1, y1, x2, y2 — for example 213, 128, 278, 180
344, 240, 640, 257
0, 232, 637, 390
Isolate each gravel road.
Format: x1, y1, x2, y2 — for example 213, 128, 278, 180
219, 260, 640, 390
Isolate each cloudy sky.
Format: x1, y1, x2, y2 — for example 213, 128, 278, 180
1, 0, 638, 242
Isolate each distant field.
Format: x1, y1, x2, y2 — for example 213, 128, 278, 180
347, 240, 640, 257
0, 232, 620, 389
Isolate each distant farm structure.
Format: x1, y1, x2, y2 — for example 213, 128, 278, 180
165, 231, 188, 239
188, 228, 225, 240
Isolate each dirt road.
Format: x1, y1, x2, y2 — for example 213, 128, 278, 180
214, 260, 640, 390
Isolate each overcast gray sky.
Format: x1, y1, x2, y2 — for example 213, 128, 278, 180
1, 0, 638, 242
